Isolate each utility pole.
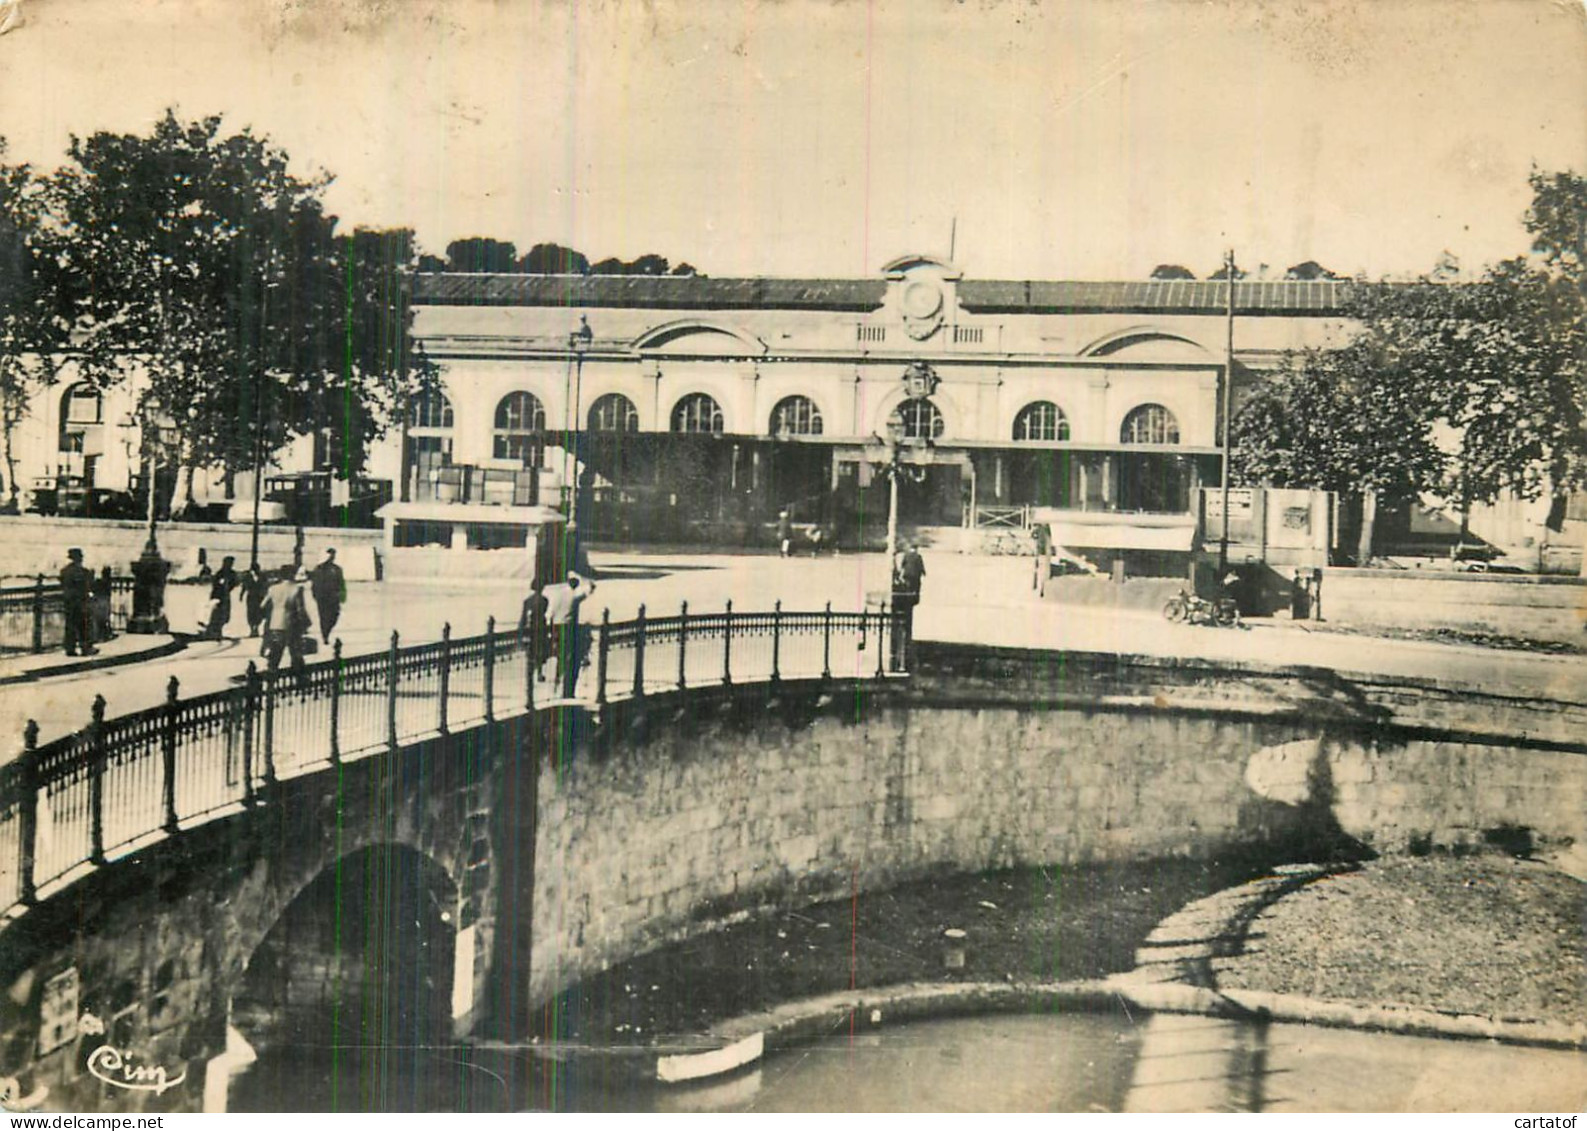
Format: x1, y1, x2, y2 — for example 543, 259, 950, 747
1218, 248, 1236, 574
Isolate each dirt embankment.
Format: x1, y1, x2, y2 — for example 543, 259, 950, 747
1212, 855, 1586, 1028
546, 852, 1585, 1048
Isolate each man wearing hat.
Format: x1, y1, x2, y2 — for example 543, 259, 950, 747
59, 548, 95, 657
309, 548, 346, 644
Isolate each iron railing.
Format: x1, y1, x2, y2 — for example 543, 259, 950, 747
0, 577, 137, 655
0, 602, 901, 920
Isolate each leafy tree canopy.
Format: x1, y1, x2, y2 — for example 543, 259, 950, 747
518, 242, 590, 275
443, 237, 518, 273
42, 111, 434, 484
423, 241, 700, 276
1525, 167, 1586, 288
1283, 260, 1342, 281
1150, 264, 1196, 280
1232, 341, 1446, 506
0, 139, 64, 506
1235, 169, 1587, 509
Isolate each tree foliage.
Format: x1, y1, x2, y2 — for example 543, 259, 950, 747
1524, 167, 1587, 288
0, 140, 62, 507
443, 237, 518, 273
1149, 264, 1196, 280
41, 111, 433, 490
1283, 260, 1342, 281
1353, 258, 1587, 503
424, 240, 699, 276
1232, 340, 1446, 506
1235, 169, 1587, 512
518, 242, 590, 275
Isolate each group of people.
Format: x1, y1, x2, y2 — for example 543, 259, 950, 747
196, 549, 345, 647
57, 548, 116, 657
520, 570, 596, 699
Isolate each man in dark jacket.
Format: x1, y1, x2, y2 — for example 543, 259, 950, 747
890, 543, 925, 669
239, 563, 269, 638
521, 576, 551, 682
202, 555, 238, 640
60, 548, 95, 657
308, 548, 346, 643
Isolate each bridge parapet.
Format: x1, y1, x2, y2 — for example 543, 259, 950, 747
0, 602, 903, 925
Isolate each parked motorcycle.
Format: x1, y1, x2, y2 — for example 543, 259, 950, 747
1162, 587, 1241, 628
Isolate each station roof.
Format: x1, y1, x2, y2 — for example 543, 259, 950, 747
412, 273, 1358, 316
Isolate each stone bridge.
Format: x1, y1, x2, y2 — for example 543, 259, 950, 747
0, 614, 1582, 1113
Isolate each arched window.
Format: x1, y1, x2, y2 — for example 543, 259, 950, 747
493, 391, 547, 464
588, 393, 639, 432
1120, 403, 1180, 445
58, 383, 103, 453
408, 389, 454, 430
770, 395, 823, 436
671, 392, 724, 435
1013, 401, 1069, 442
896, 397, 944, 441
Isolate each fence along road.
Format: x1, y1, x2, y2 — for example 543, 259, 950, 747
0, 577, 138, 655
0, 601, 901, 923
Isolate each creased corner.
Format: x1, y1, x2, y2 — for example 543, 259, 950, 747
0, 0, 23, 39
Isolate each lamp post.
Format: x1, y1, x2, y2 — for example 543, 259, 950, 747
873, 410, 929, 562
126, 398, 172, 634
565, 315, 593, 520
1218, 249, 1237, 574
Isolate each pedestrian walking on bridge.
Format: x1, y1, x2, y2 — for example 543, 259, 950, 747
546, 575, 595, 698
239, 563, 268, 638
261, 566, 310, 680
309, 548, 345, 643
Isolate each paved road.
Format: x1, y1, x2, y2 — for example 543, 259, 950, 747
4, 549, 1583, 756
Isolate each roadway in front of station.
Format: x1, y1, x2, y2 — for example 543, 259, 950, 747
3, 549, 1583, 759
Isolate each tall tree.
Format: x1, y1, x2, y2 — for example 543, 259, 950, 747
518, 242, 589, 275
1150, 264, 1196, 280
1232, 340, 1447, 561
443, 237, 518, 273
1284, 260, 1342, 281
1355, 258, 1587, 510
1234, 170, 1587, 557
1524, 167, 1587, 289
0, 141, 63, 511
44, 111, 432, 514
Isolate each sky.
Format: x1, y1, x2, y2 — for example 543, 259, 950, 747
0, 0, 1583, 281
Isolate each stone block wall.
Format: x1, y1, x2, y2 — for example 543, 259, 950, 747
0, 516, 382, 581
529, 689, 1318, 1005
530, 675, 1587, 1006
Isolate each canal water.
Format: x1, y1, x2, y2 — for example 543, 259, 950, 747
230, 1009, 1587, 1112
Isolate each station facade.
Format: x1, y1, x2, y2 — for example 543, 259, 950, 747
400, 256, 1350, 555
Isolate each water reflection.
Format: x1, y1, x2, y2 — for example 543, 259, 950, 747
655, 1013, 1141, 1113
231, 1011, 1587, 1113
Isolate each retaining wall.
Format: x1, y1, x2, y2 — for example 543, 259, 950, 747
0, 516, 382, 581
1320, 567, 1587, 643
529, 657, 1587, 1004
